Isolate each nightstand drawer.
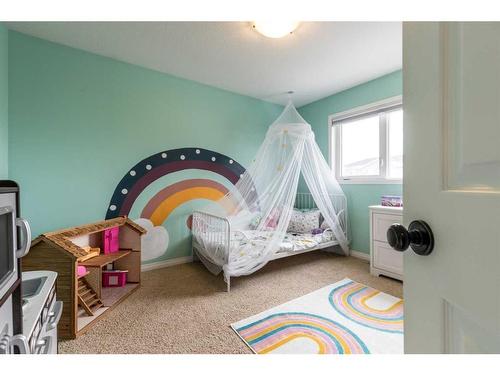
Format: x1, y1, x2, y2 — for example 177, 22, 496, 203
373, 213, 402, 242
373, 241, 403, 275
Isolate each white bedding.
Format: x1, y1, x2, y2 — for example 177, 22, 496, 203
196, 229, 338, 262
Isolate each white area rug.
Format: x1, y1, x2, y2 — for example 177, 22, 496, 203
231, 278, 403, 354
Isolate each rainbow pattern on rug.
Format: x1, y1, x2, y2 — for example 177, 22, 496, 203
231, 278, 404, 354
235, 312, 369, 354
328, 280, 403, 334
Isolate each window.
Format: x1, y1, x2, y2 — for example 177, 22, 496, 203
330, 97, 403, 183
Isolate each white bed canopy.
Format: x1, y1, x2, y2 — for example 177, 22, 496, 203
194, 101, 349, 277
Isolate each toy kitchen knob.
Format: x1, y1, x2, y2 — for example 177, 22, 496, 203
387, 220, 434, 256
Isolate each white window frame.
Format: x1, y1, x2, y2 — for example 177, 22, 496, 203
328, 95, 403, 185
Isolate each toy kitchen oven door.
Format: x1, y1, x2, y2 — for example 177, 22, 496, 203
0, 181, 31, 354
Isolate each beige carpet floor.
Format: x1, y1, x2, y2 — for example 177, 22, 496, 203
59, 252, 402, 354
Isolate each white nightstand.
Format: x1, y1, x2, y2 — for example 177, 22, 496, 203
369, 205, 404, 281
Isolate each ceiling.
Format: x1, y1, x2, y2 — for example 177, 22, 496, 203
6, 22, 402, 107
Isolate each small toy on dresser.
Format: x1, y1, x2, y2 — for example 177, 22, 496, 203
381, 195, 403, 207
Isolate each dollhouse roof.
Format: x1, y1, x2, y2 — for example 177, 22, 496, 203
30, 216, 146, 259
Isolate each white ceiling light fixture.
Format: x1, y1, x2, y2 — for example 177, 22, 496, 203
252, 21, 300, 38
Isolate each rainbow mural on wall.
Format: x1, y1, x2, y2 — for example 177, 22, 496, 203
328, 280, 404, 334
106, 147, 246, 220
140, 179, 233, 229
105, 147, 247, 262
235, 312, 369, 354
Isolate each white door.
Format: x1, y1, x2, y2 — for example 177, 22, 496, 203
403, 22, 500, 353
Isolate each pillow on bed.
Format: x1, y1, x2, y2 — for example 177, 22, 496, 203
287, 209, 321, 234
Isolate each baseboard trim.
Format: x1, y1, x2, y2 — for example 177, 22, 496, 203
141, 255, 193, 272
350, 249, 370, 262
141, 250, 368, 271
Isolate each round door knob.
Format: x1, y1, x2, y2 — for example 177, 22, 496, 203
386, 220, 434, 256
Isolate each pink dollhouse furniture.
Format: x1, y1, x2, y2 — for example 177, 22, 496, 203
102, 270, 128, 287
103, 227, 120, 254
77, 265, 88, 277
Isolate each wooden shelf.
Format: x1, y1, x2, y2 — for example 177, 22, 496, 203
79, 250, 132, 268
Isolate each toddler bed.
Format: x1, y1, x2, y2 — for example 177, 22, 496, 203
192, 193, 349, 291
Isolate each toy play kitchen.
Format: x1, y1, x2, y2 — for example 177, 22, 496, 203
0, 181, 62, 354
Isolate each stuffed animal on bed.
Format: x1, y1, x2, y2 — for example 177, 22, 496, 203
264, 208, 281, 229
311, 228, 324, 235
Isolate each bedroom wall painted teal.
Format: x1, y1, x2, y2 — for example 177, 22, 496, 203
0, 24, 7, 179
8, 31, 282, 264
298, 70, 403, 254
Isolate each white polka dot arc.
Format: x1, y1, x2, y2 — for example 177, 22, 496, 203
146, 164, 152, 170
109, 205, 117, 211
180, 155, 186, 160
161, 153, 167, 158
121, 189, 128, 194
211, 157, 216, 162
130, 170, 136, 176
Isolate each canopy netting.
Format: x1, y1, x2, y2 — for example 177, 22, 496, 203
193, 102, 349, 277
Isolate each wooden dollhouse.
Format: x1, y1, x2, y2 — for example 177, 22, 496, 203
22, 217, 146, 339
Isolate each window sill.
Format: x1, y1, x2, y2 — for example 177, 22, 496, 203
338, 179, 402, 185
